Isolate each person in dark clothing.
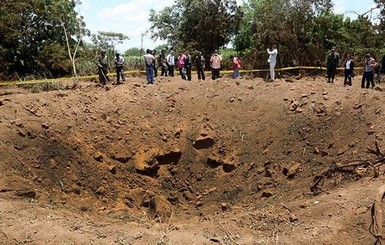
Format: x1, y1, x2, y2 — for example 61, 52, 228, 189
97, 49, 109, 85
343, 54, 354, 86
114, 52, 125, 84
152, 49, 158, 77
381, 55, 385, 74
185, 50, 192, 81
361, 54, 376, 88
326, 47, 339, 83
159, 49, 168, 76
195, 51, 205, 81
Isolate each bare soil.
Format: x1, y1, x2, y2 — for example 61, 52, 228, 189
1, 74, 385, 245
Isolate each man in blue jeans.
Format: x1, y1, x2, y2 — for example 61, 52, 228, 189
144, 49, 155, 84
361, 54, 376, 88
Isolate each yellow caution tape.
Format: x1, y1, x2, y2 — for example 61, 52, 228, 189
0, 66, 347, 86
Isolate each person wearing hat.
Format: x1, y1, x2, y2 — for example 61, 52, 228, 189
97, 49, 109, 85
114, 52, 125, 84
267, 45, 278, 81
326, 47, 339, 83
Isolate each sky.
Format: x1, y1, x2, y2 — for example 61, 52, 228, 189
77, 0, 378, 53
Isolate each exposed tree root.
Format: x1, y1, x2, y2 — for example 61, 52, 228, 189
310, 141, 385, 194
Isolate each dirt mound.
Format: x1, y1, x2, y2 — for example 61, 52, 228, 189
1, 75, 385, 244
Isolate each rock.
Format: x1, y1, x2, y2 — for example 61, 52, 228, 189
248, 85, 254, 89
235, 80, 240, 86
354, 103, 363, 109
15, 189, 36, 199
222, 162, 236, 173
255, 165, 265, 174
95, 186, 106, 195
115, 154, 130, 163
108, 165, 117, 174
322, 91, 328, 95
229, 97, 235, 102
322, 95, 329, 100
221, 202, 229, 211
295, 107, 304, 113
41, 123, 50, 129
300, 94, 309, 98
261, 190, 274, 198
282, 162, 301, 179
156, 149, 182, 165
183, 191, 194, 201
289, 215, 299, 222
94, 152, 104, 162
289, 100, 300, 111
193, 136, 215, 150
17, 130, 26, 137
355, 206, 368, 215
149, 195, 173, 221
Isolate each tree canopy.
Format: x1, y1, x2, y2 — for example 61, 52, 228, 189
0, 0, 86, 78
149, 0, 242, 56
1, 0, 385, 80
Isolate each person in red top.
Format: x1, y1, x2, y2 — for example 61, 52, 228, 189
177, 52, 187, 80
230, 55, 241, 79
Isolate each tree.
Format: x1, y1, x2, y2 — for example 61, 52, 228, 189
0, 0, 87, 78
124, 48, 142, 57
91, 31, 129, 55
233, 0, 339, 67
149, 0, 242, 55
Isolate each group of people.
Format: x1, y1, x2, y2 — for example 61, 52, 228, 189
99, 44, 385, 88
142, 48, 275, 84
95, 45, 280, 85
97, 50, 125, 85
326, 47, 382, 88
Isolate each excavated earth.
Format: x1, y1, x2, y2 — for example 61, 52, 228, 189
1, 74, 385, 244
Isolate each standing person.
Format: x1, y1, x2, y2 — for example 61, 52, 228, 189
97, 49, 109, 85
159, 49, 168, 77
144, 49, 156, 84
185, 50, 192, 81
267, 45, 278, 81
361, 54, 376, 88
167, 51, 175, 77
231, 55, 241, 79
210, 50, 222, 80
195, 51, 205, 81
326, 47, 339, 83
177, 52, 186, 80
343, 54, 354, 86
152, 49, 158, 77
114, 52, 125, 84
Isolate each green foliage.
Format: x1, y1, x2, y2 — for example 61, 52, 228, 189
149, 0, 243, 56
91, 31, 129, 56
0, 0, 86, 78
124, 48, 142, 57
234, 0, 384, 68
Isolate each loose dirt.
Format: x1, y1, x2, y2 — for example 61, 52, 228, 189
0, 74, 385, 244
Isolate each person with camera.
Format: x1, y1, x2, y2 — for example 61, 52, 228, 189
210, 50, 222, 80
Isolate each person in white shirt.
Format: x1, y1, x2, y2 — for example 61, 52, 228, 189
267, 45, 278, 81
210, 50, 222, 80
343, 54, 354, 86
114, 52, 125, 84
167, 51, 175, 77
144, 49, 156, 84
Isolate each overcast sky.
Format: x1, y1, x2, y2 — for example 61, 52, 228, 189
77, 0, 378, 52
